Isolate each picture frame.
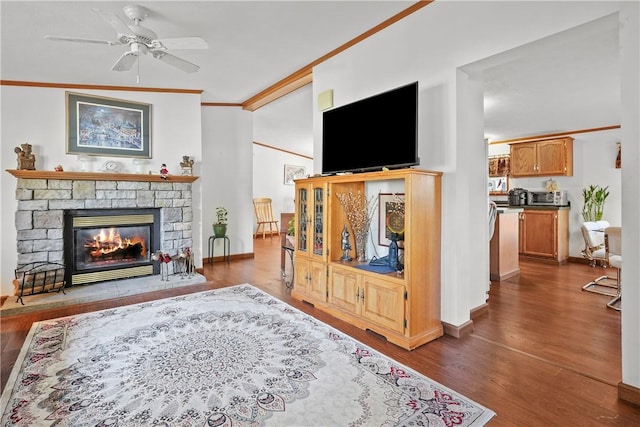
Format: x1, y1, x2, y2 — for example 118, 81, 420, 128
378, 193, 405, 246
66, 92, 152, 158
284, 164, 306, 185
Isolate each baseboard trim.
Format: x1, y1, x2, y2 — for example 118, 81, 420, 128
203, 252, 254, 264
442, 319, 474, 338
471, 302, 490, 320
618, 381, 640, 407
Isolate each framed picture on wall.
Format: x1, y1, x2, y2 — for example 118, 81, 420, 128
378, 193, 405, 246
284, 164, 306, 185
66, 92, 152, 158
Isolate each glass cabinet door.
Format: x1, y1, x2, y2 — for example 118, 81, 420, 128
297, 187, 308, 252
313, 187, 324, 256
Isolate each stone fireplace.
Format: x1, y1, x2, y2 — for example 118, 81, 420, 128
9, 170, 198, 292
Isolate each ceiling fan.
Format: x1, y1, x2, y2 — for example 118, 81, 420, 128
44, 5, 208, 74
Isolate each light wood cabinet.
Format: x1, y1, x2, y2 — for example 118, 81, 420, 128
328, 265, 405, 334
518, 208, 569, 263
292, 169, 443, 350
510, 137, 573, 177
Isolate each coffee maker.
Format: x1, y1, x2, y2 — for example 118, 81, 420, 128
508, 188, 528, 206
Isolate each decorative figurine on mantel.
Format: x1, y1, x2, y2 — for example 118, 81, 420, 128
160, 163, 169, 179
180, 155, 194, 176
14, 143, 36, 170
340, 224, 352, 262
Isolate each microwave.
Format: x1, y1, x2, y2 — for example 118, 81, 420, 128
527, 190, 568, 206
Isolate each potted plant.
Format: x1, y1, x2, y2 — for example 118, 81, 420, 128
582, 185, 609, 221
213, 206, 228, 237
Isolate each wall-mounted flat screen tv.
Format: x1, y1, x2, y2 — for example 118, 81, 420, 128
322, 81, 419, 175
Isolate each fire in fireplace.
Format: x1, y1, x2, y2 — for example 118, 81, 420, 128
64, 208, 160, 285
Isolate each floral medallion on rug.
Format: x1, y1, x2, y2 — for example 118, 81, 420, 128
1, 284, 495, 426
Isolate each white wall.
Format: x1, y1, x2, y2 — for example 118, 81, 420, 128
489, 128, 623, 259
252, 85, 314, 230
312, 0, 639, 388
0, 86, 203, 296
201, 106, 254, 257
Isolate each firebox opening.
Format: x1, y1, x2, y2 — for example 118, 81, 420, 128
64, 208, 161, 286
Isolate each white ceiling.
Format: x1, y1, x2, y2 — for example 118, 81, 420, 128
1, 2, 621, 148
0, 1, 412, 103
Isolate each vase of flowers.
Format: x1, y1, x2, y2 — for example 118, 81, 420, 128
335, 190, 377, 262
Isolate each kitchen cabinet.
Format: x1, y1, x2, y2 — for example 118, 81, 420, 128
292, 169, 442, 350
510, 137, 573, 177
518, 208, 569, 263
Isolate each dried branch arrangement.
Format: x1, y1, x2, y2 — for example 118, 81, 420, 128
336, 190, 378, 261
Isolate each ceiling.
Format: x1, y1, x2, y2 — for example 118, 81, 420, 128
0, 1, 413, 103
1, 2, 621, 147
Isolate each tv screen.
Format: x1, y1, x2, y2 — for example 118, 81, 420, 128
322, 81, 419, 175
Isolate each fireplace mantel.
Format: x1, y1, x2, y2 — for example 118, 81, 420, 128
6, 169, 199, 183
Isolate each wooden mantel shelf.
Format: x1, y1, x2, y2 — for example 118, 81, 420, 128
6, 169, 199, 183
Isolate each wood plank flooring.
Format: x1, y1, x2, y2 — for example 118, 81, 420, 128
2, 237, 639, 425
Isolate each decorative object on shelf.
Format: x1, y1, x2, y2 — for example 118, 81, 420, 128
180, 155, 194, 176
335, 190, 377, 262
582, 184, 610, 221
54, 165, 64, 172
616, 142, 621, 169
213, 206, 228, 237
77, 155, 90, 172
545, 179, 558, 191
160, 163, 168, 179
14, 143, 36, 170
378, 193, 405, 246
284, 164, 306, 185
388, 232, 400, 271
340, 224, 352, 262
488, 154, 510, 177
66, 92, 151, 158
101, 160, 122, 173
132, 158, 146, 174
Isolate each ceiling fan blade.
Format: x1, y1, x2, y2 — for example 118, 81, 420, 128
155, 37, 208, 50
151, 51, 200, 73
92, 8, 134, 38
112, 51, 138, 71
44, 35, 121, 46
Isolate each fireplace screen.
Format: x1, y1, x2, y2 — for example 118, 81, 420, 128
64, 208, 160, 285
74, 225, 150, 271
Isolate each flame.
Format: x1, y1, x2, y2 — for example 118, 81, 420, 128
84, 227, 147, 258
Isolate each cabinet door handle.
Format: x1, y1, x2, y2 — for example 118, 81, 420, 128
356, 288, 360, 301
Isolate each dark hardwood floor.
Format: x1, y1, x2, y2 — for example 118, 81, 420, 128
2, 237, 639, 425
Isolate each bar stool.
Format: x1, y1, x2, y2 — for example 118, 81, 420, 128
208, 235, 230, 264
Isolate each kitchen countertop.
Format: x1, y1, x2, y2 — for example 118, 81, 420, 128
494, 203, 570, 211
497, 207, 523, 214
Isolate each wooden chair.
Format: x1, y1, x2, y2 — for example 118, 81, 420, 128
253, 198, 279, 238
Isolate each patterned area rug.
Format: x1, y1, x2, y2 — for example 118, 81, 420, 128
1, 284, 495, 426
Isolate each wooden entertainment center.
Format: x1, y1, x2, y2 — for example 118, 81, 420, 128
291, 168, 442, 350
